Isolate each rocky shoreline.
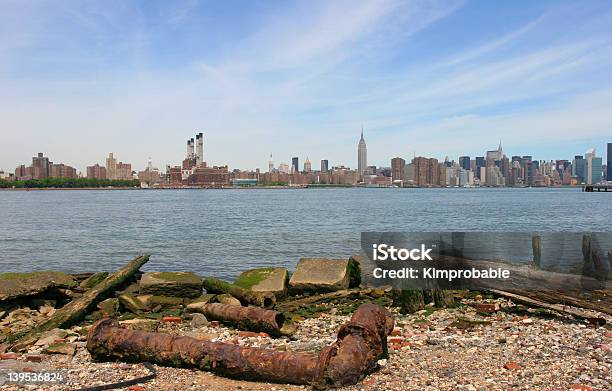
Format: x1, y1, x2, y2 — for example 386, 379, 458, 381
1, 257, 610, 390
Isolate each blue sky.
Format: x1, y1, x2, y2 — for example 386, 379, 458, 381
1, 0, 611, 172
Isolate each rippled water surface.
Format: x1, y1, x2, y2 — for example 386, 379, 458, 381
0, 188, 610, 279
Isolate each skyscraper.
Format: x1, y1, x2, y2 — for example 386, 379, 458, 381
572, 155, 585, 183
459, 156, 470, 170
607, 143, 611, 181
357, 129, 367, 178
291, 157, 299, 174
585, 148, 602, 184
304, 157, 312, 172
475, 157, 485, 179
320, 159, 329, 173
268, 154, 274, 173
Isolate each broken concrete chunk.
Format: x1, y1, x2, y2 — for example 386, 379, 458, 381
139, 272, 203, 298
43, 342, 76, 356
118, 293, 148, 314
0, 272, 77, 302
216, 294, 241, 306
35, 328, 69, 347
234, 268, 289, 298
185, 294, 216, 312
289, 258, 361, 293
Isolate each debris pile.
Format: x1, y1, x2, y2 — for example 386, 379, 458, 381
0, 254, 610, 390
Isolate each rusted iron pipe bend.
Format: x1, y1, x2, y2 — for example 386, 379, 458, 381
87, 303, 394, 388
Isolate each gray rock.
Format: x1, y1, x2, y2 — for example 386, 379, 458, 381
139, 272, 203, 298
190, 313, 209, 328
289, 258, 361, 293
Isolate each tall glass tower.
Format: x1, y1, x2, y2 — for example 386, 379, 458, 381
606, 143, 612, 181
357, 129, 367, 178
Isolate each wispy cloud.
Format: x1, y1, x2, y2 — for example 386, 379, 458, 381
0, 0, 610, 172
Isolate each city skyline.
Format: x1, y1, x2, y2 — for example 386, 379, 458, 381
4, 134, 609, 183
1, 1, 612, 170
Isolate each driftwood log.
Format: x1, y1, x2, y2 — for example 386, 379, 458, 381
10, 255, 149, 351
87, 303, 394, 389
489, 289, 607, 324
202, 277, 275, 308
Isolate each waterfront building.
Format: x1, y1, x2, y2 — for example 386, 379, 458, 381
403, 163, 416, 185
304, 157, 312, 173
459, 156, 470, 170
412, 156, 439, 186
279, 163, 289, 174
49, 163, 77, 178
320, 159, 329, 173
364, 175, 392, 187
14, 165, 31, 180
187, 166, 230, 187
138, 159, 161, 185
291, 157, 299, 174
0, 171, 14, 180
391, 157, 405, 182
106, 153, 132, 180
357, 130, 367, 179
32, 153, 50, 179
606, 143, 612, 181
87, 164, 107, 179
330, 166, 358, 185
15, 153, 77, 180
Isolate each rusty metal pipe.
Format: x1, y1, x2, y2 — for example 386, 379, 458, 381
87, 303, 394, 389
193, 303, 285, 337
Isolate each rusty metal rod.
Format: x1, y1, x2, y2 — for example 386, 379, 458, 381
87, 303, 394, 389
192, 303, 285, 337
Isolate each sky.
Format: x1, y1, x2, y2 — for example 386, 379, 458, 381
1, 0, 612, 173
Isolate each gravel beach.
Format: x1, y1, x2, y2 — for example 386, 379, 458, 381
1, 296, 610, 391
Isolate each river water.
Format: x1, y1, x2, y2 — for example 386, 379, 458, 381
0, 188, 610, 280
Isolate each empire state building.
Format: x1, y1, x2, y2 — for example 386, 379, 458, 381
357, 129, 367, 178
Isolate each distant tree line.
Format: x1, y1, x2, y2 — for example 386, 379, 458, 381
0, 177, 141, 189
258, 181, 289, 186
